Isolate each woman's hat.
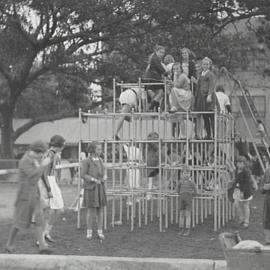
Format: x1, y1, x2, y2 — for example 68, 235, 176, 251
29, 140, 47, 153
49, 135, 65, 148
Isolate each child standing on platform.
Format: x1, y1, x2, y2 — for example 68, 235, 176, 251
177, 165, 197, 236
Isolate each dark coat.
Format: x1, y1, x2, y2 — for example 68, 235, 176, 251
143, 52, 166, 81
233, 169, 253, 200
14, 152, 45, 228
194, 70, 216, 111
81, 156, 107, 208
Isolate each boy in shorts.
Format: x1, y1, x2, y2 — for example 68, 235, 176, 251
177, 165, 197, 236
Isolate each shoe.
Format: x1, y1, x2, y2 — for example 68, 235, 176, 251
98, 233, 105, 240
169, 107, 177, 113
182, 228, 191, 236
4, 246, 15, 254
177, 228, 185, 236
39, 248, 52, 254
44, 234, 55, 243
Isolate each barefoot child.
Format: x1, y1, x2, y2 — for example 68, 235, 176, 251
177, 165, 197, 236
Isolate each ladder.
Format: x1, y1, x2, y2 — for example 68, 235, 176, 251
222, 68, 270, 172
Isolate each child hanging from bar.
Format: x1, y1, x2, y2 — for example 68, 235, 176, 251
115, 86, 145, 138
177, 164, 197, 236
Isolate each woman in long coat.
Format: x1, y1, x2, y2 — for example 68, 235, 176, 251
5, 141, 51, 254
81, 142, 107, 240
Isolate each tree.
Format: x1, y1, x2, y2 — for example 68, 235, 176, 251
0, 0, 159, 157
0, 0, 269, 158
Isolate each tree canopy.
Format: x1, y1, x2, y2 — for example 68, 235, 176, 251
0, 0, 270, 157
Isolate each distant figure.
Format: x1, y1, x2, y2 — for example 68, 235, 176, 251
5, 141, 51, 254
215, 85, 231, 114
262, 155, 270, 169
177, 165, 197, 236
257, 119, 268, 146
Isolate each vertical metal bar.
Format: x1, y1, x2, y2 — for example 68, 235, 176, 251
77, 108, 82, 229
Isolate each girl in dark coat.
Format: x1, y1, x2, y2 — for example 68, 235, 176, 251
81, 142, 107, 240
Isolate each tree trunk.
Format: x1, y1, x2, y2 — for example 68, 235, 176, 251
1, 108, 14, 159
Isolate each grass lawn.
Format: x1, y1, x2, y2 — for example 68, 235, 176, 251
0, 182, 265, 258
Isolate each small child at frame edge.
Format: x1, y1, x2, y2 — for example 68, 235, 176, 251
177, 165, 197, 236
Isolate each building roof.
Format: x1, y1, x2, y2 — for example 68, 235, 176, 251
13, 116, 193, 145
15, 118, 82, 145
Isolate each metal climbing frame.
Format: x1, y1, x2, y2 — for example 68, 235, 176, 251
77, 79, 235, 232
